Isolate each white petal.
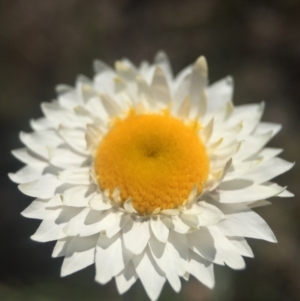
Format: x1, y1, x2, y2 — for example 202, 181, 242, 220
42, 102, 84, 128
115, 63, 138, 103
116, 60, 138, 82
112, 187, 122, 205
263, 182, 294, 198
30, 117, 53, 131
148, 235, 181, 293
187, 228, 216, 263
21, 199, 52, 220
150, 217, 169, 243
177, 96, 191, 119
137, 59, 152, 80
21, 130, 63, 148
19, 175, 62, 199
58, 168, 91, 185
151, 66, 171, 106
167, 231, 189, 277
197, 202, 224, 226
19, 131, 59, 159
161, 209, 180, 216
57, 88, 79, 109
228, 237, 254, 258
240, 157, 294, 184
206, 76, 233, 113
52, 237, 71, 258
234, 132, 273, 161
58, 127, 88, 154
218, 184, 284, 203
217, 207, 277, 242
255, 147, 283, 160
49, 148, 88, 169
218, 179, 253, 190
188, 251, 215, 288
124, 198, 137, 214
31, 207, 80, 242
278, 189, 294, 197
94, 70, 116, 96
224, 160, 261, 181
95, 233, 129, 284
115, 261, 138, 294
136, 75, 153, 107
76, 80, 96, 104
174, 73, 191, 109
154, 51, 173, 80
201, 118, 214, 143
254, 122, 281, 137
207, 226, 245, 269
123, 218, 150, 255
132, 247, 166, 301
161, 215, 190, 234
46, 195, 63, 207
189, 56, 207, 117
248, 200, 271, 208
174, 64, 192, 90
9, 165, 44, 184
179, 214, 199, 227
61, 235, 98, 276
106, 212, 130, 238
56, 84, 72, 94
62, 185, 96, 207
85, 123, 104, 153
100, 94, 124, 117
64, 208, 113, 237
85, 96, 109, 121
89, 193, 112, 211
93, 59, 113, 74
11, 148, 47, 167
231, 103, 264, 137
73, 106, 95, 124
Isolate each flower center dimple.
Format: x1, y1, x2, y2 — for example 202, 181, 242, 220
94, 110, 210, 215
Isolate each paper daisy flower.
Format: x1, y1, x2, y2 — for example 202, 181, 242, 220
10, 52, 293, 301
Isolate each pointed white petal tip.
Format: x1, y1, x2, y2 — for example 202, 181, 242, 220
177, 96, 191, 119
115, 60, 131, 72
151, 207, 161, 215
280, 188, 294, 197
89, 193, 112, 211
55, 84, 72, 94
76, 74, 92, 84
124, 198, 137, 214
93, 59, 112, 74
112, 187, 122, 205
226, 76, 233, 85
185, 185, 198, 207
154, 50, 168, 61
195, 56, 208, 71
197, 202, 224, 226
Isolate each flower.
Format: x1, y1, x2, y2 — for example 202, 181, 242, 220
10, 52, 293, 301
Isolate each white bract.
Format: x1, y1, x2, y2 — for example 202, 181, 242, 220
10, 52, 293, 301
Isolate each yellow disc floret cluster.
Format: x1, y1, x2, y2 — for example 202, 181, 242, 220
94, 110, 209, 215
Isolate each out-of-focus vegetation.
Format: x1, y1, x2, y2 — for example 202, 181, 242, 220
1, 1, 300, 300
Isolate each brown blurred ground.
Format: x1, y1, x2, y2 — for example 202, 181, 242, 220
1, 0, 300, 301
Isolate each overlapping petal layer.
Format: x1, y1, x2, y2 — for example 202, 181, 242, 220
11, 52, 293, 301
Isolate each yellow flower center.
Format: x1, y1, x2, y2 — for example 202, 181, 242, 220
94, 110, 209, 215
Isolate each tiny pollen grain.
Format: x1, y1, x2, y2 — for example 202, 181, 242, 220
94, 109, 209, 215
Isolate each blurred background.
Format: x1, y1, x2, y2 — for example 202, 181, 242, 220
1, 0, 300, 300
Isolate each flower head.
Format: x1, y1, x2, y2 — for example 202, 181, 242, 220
10, 52, 293, 301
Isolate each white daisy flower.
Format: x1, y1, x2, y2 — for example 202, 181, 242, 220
10, 52, 293, 301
